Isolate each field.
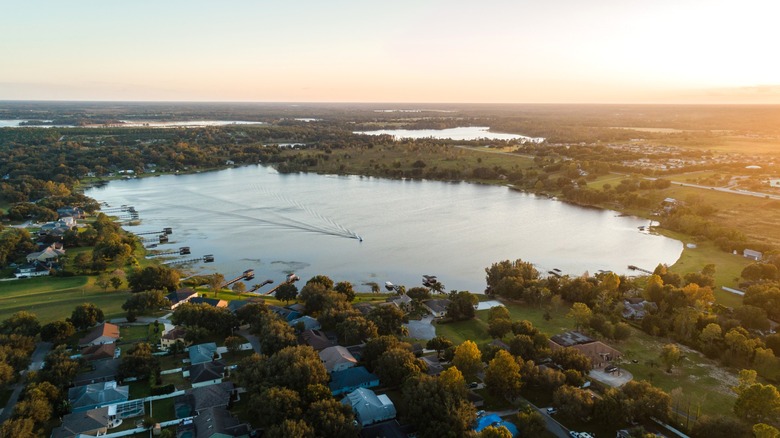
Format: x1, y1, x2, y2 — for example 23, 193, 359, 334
0, 275, 130, 323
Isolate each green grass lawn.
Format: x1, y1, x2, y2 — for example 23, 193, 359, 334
0, 275, 130, 323
120, 324, 152, 343
128, 380, 152, 399
148, 396, 177, 422
160, 371, 191, 390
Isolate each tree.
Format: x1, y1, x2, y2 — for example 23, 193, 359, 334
250, 387, 302, 428
362, 336, 409, 370
733, 382, 780, 425
122, 290, 170, 316
427, 336, 453, 359
567, 302, 592, 330
754, 424, 780, 438
593, 387, 630, 427
446, 291, 478, 321
515, 406, 546, 437
224, 336, 243, 353
336, 316, 378, 345
127, 265, 180, 292
438, 366, 467, 398
73, 252, 92, 274
367, 304, 408, 336
232, 281, 246, 298
96, 274, 111, 291
554, 384, 594, 420
40, 320, 75, 344
0, 418, 36, 438
265, 419, 314, 438
622, 380, 671, 423
488, 317, 513, 339
38, 346, 80, 389
257, 315, 297, 356
264, 345, 329, 393
452, 340, 482, 381
1, 311, 40, 337
334, 281, 356, 302
275, 282, 299, 304
733, 305, 770, 331
119, 342, 159, 381
479, 426, 513, 438
306, 275, 334, 290
375, 347, 425, 387
551, 347, 592, 373
407, 287, 431, 301
690, 415, 751, 438
110, 276, 123, 290
299, 282, 333, 314
304, 399, 359, 438
402, 374, 476, 438
485, 350, 523, 400
209, 273, 225, 298
69, 303, 104, 330
660, 343, 682, 372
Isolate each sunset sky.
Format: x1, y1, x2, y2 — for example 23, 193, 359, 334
2, 0, 778, 103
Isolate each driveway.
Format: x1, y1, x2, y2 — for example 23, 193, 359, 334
589, 367, 633, 387
236, 328, 261, 354
405, 315, 436, 340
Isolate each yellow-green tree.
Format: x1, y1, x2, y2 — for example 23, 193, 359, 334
485, 350, 523, 400
452, 340, 482, 381
566, 302, 592, 331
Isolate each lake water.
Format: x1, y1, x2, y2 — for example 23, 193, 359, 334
354, 126, 544, 142
85, 166, 682, 293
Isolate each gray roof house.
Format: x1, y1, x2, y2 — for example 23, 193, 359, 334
188, 342, 219, 365
180, 382, 235, 414
179, 406, 250, 438
342, 388, 397, 426
74, 358, 121, 386
319, 345, 358, 373
188, 360, 226, 388
423, 299, 451, 317
51, 406, 114, 438
68, 381, 129, 413
289, 315, 322, 331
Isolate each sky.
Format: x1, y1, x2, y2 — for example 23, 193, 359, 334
1, 0, 779, 103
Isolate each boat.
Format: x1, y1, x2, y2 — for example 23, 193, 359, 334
286, 273, 300, 283
385, 281, 395, 291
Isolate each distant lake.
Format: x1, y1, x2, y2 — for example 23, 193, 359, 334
85, 166, 682, 293
354, 126, 544, 142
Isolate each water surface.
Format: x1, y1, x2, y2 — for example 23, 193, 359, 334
85, 166, 681, 292
354, 126, 544, 142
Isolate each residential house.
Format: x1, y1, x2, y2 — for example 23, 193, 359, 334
389, 294, 413, 312
189, 296, 228, 308
160, 326, 188, 351
342, 388, 397, 426
187, 360, 226, 388
74, 359, 121, 386
78, 322, 120, 347
13, 262, 51, 278
419, 356, 444, 376
165, 289, 198, 309
422, 299, 451, 318
80, 343, 119, 362
188, 342, 219, 365
329, 366, 380, 396
227, 299, 251, 314
549, 331, 622, 369
178, 406, 251, 438
743, 249, 763, 261
298, 329, 335, 351
68, 381, 129, 412
26, 243, 66, 263
622, 299, 656, 320
289, 315, 322, 331
179, 382, 235, 414
359, 420, 413, 438
57, 206, 85, 219
268, 305, 301, 322
353, 302, 374, 316
51, 406, 115, 438
319, 345, 358, 373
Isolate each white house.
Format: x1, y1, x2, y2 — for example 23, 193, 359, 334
743, 249, 763, 261
342, 388, 397, 426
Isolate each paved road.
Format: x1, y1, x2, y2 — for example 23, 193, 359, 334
236, 328, 261, 354
484, 399, 572, 438
0, 342, 53, 423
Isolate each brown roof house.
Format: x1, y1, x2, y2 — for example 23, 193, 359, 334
51, 406, 117, 438
78, 323, 120, 347
549, 331, 622, 369
160, 326, 189, 351
319, 345, 358, 373
80, 343, 119, 362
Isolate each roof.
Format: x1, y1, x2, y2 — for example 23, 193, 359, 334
80, 343, 117, 362
289, 315, 322, 331
227, 299, 251, 313
319, 346, 358, 372
189, 297, 228, 308
51, 406, 111, 438
68, 381, 129, 411
550, 331, 594, 348
191, 406, 250, 438
162, 326, 187, 341
474, 414, 518, 436
423, 299, 451, 314
353, 302, 375, 316
329, 366, 380, 392
74, 359, 121, 387
78, 322, 120, 346
184, 382, 234, 412
189, 342, 218, 365
189, 360, 226, 384
391, 295, 413, 306
166, 288, 197, 305
268, 305, 301, 321
299, 329, 334, 351
359, 420, 412, 438
342, 388, 396, 426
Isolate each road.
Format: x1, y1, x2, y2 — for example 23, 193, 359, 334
0, 342, 52, 423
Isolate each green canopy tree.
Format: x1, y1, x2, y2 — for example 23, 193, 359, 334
452, 340, 482, 381
69, 303, 104, 330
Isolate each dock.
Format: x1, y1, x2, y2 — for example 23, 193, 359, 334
627, 265, 653, 275
260, 274, 299, 296
221, 269, 255, 288
163, 255, 214, 266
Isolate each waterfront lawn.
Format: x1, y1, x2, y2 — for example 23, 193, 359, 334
0, 275, 130, 323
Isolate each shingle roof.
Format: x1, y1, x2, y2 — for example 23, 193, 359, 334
329, 366, 379, 393
51, 407, 111, 438
78, 322, 120, 346
298, 329, 334, 351
342, 388, 396, 426
185, 381, 234, 412
319, 346, 357, 373
189, 342, 218, 365
189, 360, 226, 384
68, 381, 129, 411
192, 406, 250, 438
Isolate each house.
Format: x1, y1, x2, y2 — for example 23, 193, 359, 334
74, 359, 121, 386
549, 331, 622, 369
422, 299, 451, 318
360, 420, 414, 438
289, 315, 322, 331
57, 206, 85, 219
80, 343, 119, 362
178, 406, 251, 438
51, 406, 116, 438
299, 329, 335, 351
329, 366, 380, 396
187, 360, 226, 388
342, 388, 397, 426
227, 299, 251, 314
268, 305, 301, 322
160, 326, 188, 350
188, 342, 219, 365
68, 381, 129, 412
621, 299, 656, 320
490, 339, 510, 351
419, 356, 444, 375
353, 302, 375, 316
13, 262, 51, 278
743, 249, 763, 261
179, 381, 235, 414
389, 294, 413, 311
166, 288, 198, 309
189, 296, 228, 308
319, 345, 358, 373
26, 243, 66, 263
78, 322, 120, 347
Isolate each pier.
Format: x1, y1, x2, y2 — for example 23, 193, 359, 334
628, 265, 653, 275
221, 269, 255, 288
163, 255, 214, 266
146, 247, 191, 258
260, 274, 300, 296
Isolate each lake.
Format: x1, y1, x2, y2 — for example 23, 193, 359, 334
85, 166, 682, 293
353, 126, 544, 142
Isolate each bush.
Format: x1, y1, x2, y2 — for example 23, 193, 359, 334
150, 384, 175, 396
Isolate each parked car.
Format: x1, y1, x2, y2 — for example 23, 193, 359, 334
605, 364, 618, 373
546, 407, 558, 415
569, 432, 579, 438
476, 410, 486, 417
468, 382, 479, 389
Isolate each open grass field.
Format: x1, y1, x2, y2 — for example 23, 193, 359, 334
0, 275, 130, 323
648, 134, 780, 155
